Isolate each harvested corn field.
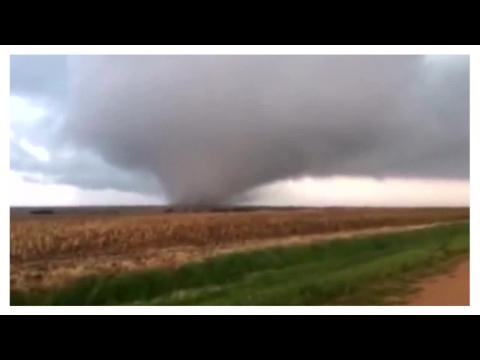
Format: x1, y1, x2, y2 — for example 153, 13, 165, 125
10, 207, 468, 293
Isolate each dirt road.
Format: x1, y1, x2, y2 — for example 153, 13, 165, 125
406, 258, 469, 306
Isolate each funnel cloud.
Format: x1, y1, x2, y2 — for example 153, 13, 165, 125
63, 55, 468, 205
10, 55, 469, 206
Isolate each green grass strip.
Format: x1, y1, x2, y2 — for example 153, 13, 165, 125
11, 223, 469, 306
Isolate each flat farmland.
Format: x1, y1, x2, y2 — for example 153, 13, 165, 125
10, 207, 468, 295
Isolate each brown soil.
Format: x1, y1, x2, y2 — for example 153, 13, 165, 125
405, 258, 469, 306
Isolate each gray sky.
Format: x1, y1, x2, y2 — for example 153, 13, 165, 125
10, 55, 469, 206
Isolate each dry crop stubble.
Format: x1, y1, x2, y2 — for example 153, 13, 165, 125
11, 223, 470, 306
11, 208, 468, 265
10, 207, 469, 292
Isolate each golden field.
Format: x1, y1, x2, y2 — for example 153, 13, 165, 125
10, 208, 469, 291
11, 207, 469, 262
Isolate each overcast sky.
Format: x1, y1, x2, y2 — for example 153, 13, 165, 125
10, 55, 469, 206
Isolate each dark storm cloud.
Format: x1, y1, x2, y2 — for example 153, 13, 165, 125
10, 55, 164, 196
10, 139, 162, 194
63, 55, 469, 205
61, 55, 470, 204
